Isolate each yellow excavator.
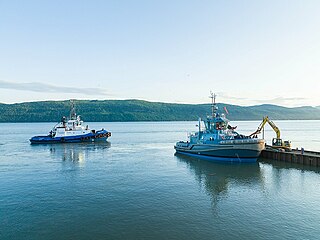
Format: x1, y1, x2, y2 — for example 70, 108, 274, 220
249, 116, 291, 150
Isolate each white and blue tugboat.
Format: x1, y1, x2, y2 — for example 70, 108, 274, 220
30, 100, 111, 144
174, 92, 265, 162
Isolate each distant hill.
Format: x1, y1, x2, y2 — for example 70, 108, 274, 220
0, 100, 319, 122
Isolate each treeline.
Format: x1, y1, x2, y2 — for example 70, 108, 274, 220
0, 99, 320, 122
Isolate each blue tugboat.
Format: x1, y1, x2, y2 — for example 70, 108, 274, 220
30, 100, 111, 144
174, 92, 265, 162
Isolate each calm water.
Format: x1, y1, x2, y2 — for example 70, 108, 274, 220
1, 120, 320, 240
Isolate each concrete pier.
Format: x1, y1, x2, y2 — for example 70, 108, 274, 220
259, 146, 320, 166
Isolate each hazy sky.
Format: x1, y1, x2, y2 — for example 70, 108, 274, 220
1, 0, 319, 106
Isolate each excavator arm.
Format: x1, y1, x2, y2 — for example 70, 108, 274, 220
249, 116, 280, 139
265, 117, 280, 139
249, 117, 267, 137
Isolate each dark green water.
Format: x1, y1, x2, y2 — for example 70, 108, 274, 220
1, 121, 320, 239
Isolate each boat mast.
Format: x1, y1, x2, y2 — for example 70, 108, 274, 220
70, 99, 77, 120
209, 91, 218, 117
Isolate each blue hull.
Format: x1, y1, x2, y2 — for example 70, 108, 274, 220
30, 130, 111, 144
175, 150, 257, 163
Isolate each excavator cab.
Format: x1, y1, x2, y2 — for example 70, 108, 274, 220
272, 138, 283, 147
272, 138, 291, 150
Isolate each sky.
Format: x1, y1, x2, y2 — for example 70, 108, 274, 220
0, 0, 320, 107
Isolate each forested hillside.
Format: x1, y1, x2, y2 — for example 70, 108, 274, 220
0, 100, 319, 122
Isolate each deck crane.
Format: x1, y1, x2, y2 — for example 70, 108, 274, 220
249, 116, 291, 150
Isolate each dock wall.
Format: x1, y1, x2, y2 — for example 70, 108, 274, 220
260, 148, 320, 166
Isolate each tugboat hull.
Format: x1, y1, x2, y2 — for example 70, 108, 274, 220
175, 151, 258, 163
30, 130, 111, 144
174, 139, 265, 163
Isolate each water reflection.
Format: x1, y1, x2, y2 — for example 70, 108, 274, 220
31, 142, 111, 164
260, 158, 320, 174
175, 153, 264, 208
